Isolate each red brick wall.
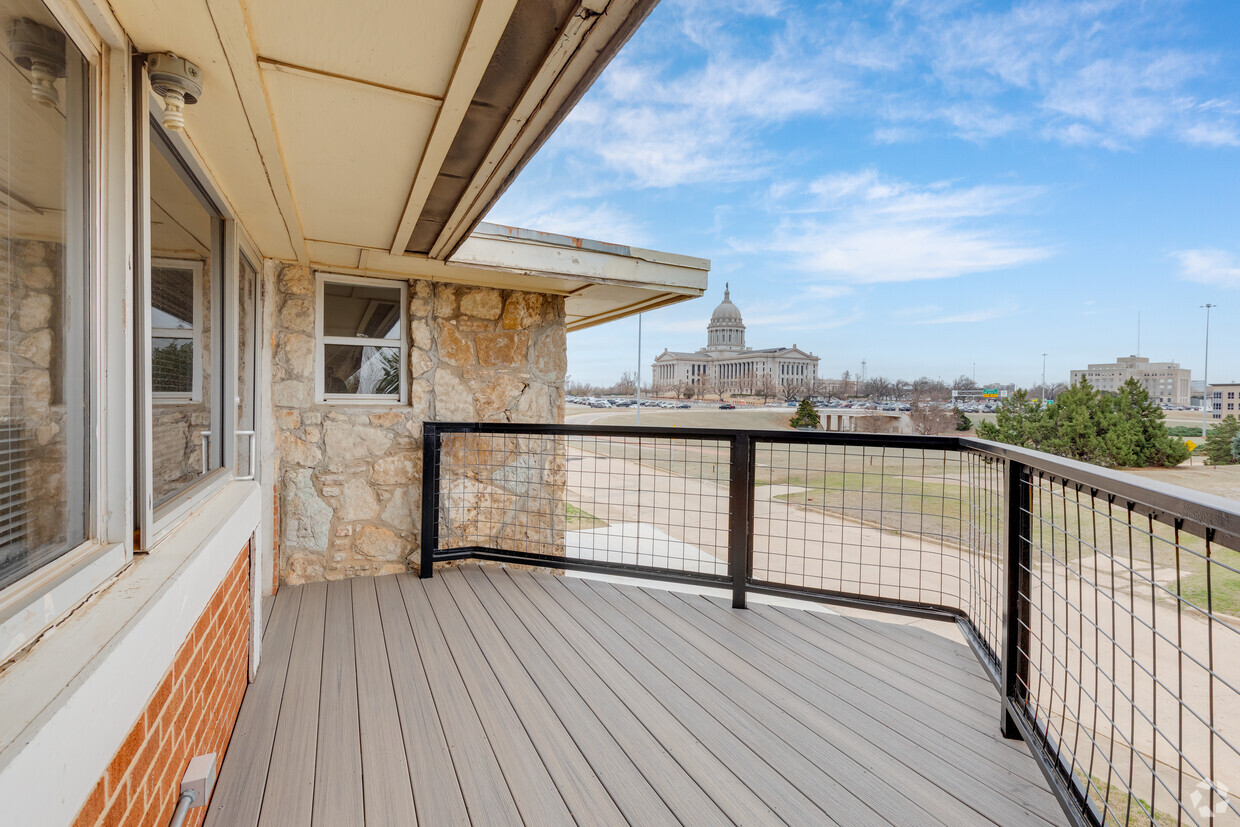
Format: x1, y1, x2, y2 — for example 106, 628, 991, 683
72, 545, 250, 827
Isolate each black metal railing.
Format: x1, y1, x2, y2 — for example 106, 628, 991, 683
421, 422, 1240, 827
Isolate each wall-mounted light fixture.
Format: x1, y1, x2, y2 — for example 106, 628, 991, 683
147, 52, 203, 131
6, 18, 66, 108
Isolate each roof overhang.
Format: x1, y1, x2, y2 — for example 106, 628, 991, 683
106, 0, 662, 261
103, 0, 705, 327
314, 222, 709, 331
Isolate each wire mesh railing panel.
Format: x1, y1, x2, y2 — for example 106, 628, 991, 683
436, 429, 731, 578
962, 449, 1006, 671
1016, 469, 1240, 826
749, 441, 991, 613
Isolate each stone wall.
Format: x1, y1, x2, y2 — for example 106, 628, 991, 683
0, 238, 73, 555
270, 263, 566, 584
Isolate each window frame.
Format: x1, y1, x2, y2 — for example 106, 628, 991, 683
0, 0, 134, 664
314, 272, 408, 405
150, 257, 204, 403
135, 80, 243, 548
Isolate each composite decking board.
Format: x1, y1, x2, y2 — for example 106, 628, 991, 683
351, 577, 419, 826
418, 575, 576, 825
734, 598, 1038, 778
442, 569, 630, 826
394, 575, 524, 826
569, 576, 936, 826
752, 600, 1042, 776
593, 579, 996, 825
215, 566, 1067, 826
644, 586, 1057, 826
829, 610, 1004, 704
457, 567, 675, 827
311, 580, 364, 827
258, 581, 327, 827
206, 585, 303, 827
261, 594, 273, 631
528, 573, 853, 826
517, 569, 799, 827
378, 576, 472, 827
495, 567, 736, 825
773, 602, 1005, 733
671, 592, 1063, 825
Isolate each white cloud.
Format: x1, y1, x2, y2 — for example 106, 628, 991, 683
770, 170, 1050, 283
1173, 249, 1240, 288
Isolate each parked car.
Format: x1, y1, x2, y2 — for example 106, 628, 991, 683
719, 403, 735, 409
677, 403, 690, 409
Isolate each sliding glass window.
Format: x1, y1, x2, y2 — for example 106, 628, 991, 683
0, 1, 90, 590
146, 123, 223, 510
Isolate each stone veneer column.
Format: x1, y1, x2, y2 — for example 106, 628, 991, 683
269, 263, 566, 584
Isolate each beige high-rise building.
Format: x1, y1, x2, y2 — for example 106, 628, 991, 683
652, 285, 820, 395
1070, 355, 1191, 405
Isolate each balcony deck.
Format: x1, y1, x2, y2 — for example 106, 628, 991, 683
207, 564, 1064, 826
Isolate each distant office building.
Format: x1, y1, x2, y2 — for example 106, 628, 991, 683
1208, 383, 1240, 420
652, 285, 819, 394
1070, 355, 1191, 405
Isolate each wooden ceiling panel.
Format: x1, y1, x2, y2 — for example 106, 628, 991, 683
261, 66, 438, 250
244, 0, 480, 98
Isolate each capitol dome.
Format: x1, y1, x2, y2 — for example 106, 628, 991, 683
710, 285, 743, 324
706, 283, 746, 350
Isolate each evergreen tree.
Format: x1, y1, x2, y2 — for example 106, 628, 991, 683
1204, 416, 1240, 465
978, 379, 1188, 468
1039, 379, 1110, 464
1111, 378, 1189, 467
976, 389, 1045, 448
789, 397, 821, 429
1232, 431, 1240, 463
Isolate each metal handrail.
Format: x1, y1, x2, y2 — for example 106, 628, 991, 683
420, 421, 1238, 827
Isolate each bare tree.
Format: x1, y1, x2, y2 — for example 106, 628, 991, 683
700, 374, 725, 402
908, 395, 955, 435
756, 372, 780, 404
613, 371, 637, 395
863, 375, 895, 400
952, 374, 978, 391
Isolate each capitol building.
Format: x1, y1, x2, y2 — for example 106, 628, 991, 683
652, 285, 820, 395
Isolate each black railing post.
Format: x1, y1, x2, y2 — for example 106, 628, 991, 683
728, 433, 753, 609
1001, 457, 1032, 738
419, 423, 440, 579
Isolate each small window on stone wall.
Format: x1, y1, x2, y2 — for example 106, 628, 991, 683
151, 259, 201, 399
316, 274, 406, 403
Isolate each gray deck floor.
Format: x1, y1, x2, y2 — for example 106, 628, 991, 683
207, 564, 1065, 826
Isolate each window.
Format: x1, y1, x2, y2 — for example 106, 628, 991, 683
143, 117, 224, 514
150, 259, 202, 400
316, 274, 406, 403
0, 2, 91, 590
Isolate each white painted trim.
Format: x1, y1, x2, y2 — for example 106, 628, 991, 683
314, 272, 407, 405
0, 482, 261, 826
0, 2, 132, 663
0, 543, 126, 664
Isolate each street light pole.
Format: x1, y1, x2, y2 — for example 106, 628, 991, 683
1042, 353, 1047, 402
1203, 304, 1215, 440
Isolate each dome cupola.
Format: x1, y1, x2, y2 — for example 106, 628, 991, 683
706, 283, 745, 350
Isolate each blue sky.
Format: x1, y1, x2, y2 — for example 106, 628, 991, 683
487, 0, 1240, 388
